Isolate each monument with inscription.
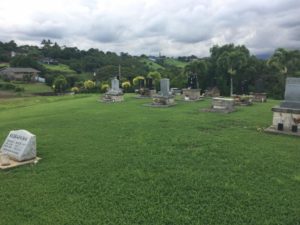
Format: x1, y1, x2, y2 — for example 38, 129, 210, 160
0, 130, 40, 169
182, 74, 203, 101
266, 77, 300, 136
102, 78, 124, 102
147, 78, 176, 107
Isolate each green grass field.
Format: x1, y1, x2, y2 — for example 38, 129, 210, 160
0, 95, 299, 225
17, 83, 52, 93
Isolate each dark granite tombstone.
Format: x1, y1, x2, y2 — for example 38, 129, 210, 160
187, 74, 198, 89
280, 77, 300, 109
146, 78, 153, 90
139, 79, 145, 88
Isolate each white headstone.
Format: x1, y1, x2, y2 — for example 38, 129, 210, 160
111, 78, 120, 91
1, 130, 36, 161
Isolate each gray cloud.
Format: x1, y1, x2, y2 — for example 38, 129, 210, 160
0, 0, 299, 56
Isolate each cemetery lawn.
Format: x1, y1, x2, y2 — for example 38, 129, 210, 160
0, 95, 299, 225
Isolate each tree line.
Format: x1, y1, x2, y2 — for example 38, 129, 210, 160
0, 40, 299, 99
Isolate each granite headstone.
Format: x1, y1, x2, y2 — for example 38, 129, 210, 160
1, 130, 36, 161
111, 78, 120, 91
280, 77, 300, 109
160, 78, 170, 97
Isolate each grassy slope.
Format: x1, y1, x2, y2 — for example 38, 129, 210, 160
164, 58, 188, 68
17, 83, 52, 93
0, 95, 299, 225
140, 58, 165, 70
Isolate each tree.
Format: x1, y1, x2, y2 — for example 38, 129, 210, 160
268, 48, 300, 77
184, 60, 208, 89
216, 48, 249, 96
147, 71, 161, 81
53, 75, 68, 93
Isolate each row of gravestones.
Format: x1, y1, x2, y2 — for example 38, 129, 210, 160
1, 77, 299, 168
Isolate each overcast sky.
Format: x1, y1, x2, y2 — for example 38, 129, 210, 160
0, 0, 299, 56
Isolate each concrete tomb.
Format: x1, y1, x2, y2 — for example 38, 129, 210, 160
137, 78, 156, 98
266, 77, 300, 136
182, 74, 202, 101
201, 97, 235, 113
102, 78, 124, 102
148, 78, 176, 107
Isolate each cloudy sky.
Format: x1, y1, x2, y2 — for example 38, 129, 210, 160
0, 0, 299, 56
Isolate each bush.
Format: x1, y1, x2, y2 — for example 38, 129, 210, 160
71, 87, 79, 93
133, 76, 145, 86
101, 84, 109, 93
84, 80, 95, 90
14, 86, 25, 92
0, 82, 16, 90
121, 81, 131, 93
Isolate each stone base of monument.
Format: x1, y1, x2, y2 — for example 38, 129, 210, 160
232, 95, 253, 106
136, 89, 156, 98
265, 106, 300, 136
201, 97, 235, 113
249, 92, 267, 103
101, 93, 124, 103
182, 89, 203, 101
144, 95, 176, 107
0, 156, 41, 170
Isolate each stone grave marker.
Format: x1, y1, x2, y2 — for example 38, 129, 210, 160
266, 77, 300, 136
1, 130, 36, 162
160, 78, 170, 97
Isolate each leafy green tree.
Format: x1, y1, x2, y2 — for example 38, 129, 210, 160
268, 48, 300, 77
184, 60, 208, 89
53, 75, 68, 93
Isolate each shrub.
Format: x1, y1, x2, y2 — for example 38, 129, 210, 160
121, 81, 131, 89
14, 86, 25, 92
84, 80, 95, 90
121, 81, 131, 93
71, 87, 79, 93
101, 84, 109, 93
133, 76, 145, 86
0, 82, 16, 90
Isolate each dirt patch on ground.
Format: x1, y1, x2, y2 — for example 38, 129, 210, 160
0, 90, 17, 98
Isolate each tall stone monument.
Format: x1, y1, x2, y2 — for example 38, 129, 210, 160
182, 74, 202, 101
266, 77, 300, 135
150, 78, 176, 107
102, 78, 124, 102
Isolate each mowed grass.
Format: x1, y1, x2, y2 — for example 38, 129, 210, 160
16, 83, 52, 93
0, 95, 299, 225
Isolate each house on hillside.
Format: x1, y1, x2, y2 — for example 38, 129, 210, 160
0, 67, 40, 82
40, 57, 59, 65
